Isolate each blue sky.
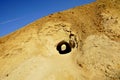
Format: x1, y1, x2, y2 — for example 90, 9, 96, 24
0, 0, 95, 37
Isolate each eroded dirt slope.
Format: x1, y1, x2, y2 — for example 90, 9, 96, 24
0, 0, 120, 80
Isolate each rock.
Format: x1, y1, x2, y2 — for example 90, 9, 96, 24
0, 0, 120, 80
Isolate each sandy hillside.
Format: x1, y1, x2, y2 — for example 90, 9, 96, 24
0, 0, 120, 80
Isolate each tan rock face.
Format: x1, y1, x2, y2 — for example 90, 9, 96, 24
0, 0, 120, 80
